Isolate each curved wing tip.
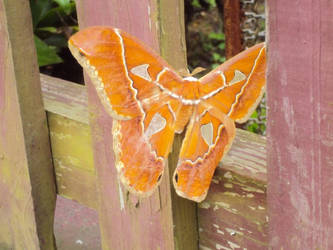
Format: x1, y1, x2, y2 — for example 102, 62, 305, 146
117, 169, 165, 199
174, 188, 208, 203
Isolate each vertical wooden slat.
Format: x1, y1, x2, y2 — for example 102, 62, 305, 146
0, 0, 57, 249
267, 0, 333, 249
159, 1, 198, 250
75, 0, 198, 249
223, 0, 242, 59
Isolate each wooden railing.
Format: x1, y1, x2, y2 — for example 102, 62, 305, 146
41, 73, 268, 248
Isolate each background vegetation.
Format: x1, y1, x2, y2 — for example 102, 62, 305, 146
30, 0, 266, 134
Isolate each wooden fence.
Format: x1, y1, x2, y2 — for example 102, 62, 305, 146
0, 0, 332, 249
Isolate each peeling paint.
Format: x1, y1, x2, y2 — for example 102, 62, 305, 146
199, 202, 211, 209
224, 171, 233, 179
216, 243, 232, 250
225, 228, 243, 236
217, 229, 224, 235
199, 245, 212, 250
215, 202, 230, 209
223, 191, 241, 197
117, 180, 125, 211
147, 5, 152, 30
241, 186, 264, 193
212, 179, 219, 184
224, 183, 233, 188
227, 240, 241, 249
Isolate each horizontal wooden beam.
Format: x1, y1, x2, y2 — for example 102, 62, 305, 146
41, 73, 267, 181
41, 74, 268, 247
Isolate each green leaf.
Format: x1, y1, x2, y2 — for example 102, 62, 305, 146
192, 0, 201, 8
38, 3, 75, 27
208, 32, 225, 41
212, 52, 225, 63
36, 26, 58, 33
218, 42, 225, 50
205, 0, 216, 8
247, 123, 259, 133
44, 34, 68, 48
30, 0, 53, 29
34, 35, 63, 66
53, 0, 73, 15
251, 110, 258, 118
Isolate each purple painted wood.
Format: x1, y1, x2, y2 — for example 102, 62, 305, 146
267, 1, 333, 248
74, 1, 189, 249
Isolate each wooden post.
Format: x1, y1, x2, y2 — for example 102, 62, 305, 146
75, 0, 198, 249
0, 0, 57, 249
267, 1, 333, 249
223, 0, 242, 59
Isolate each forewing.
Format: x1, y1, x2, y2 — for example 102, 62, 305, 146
173, 105, 235, 202
200, 43, 266, 123
68, 26, 182, 120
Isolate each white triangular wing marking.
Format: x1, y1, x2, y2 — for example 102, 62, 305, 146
200, 122, 214, 146
229, 70, 246, 86
145, 113, 166, 138
130, 64, 152, 81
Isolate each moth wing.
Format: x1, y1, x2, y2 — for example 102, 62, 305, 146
114, 99, 192, 195
68, 26, 182, 120
173, 105, 235, 202
69, 26, 193, 195
200, 43, 266, 123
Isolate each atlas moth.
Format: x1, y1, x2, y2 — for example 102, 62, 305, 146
68, 26, 266, 202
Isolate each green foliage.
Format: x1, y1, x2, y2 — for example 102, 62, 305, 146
30, 0, 77, 66
207, 32, 226, 69
244, 104, 267, 135
191, 0, 216, 9
34, 35, 62, 66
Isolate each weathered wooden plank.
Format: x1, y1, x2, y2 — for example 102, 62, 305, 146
221, 128, 266, 183
75, 0, 188, 249
157, 1, 199, 250
40, 73, 267, 203
48, 113, 97, 209
198, 168, 267, 250
41, 74, 89, 124
0, 1, 56, 249
222, 0, 243, 59
267, 1, 333, 248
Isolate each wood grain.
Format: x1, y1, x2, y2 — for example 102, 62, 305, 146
267, 1, 333, 248
199, 168, 267, 250
223, 0, 243, 59
159, 1, 198, 249
48, 113, 96, 209
0, 1, 56, 249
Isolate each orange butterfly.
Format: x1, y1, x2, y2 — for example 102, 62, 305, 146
68, 26, 266, 202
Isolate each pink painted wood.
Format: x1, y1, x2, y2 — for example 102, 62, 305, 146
0, 0, 56, 249
74, 1, 191, 249
267, 1, 333, 249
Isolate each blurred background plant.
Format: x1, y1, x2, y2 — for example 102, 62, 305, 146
30, 0, 266, 134
30, 0, 82, 82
